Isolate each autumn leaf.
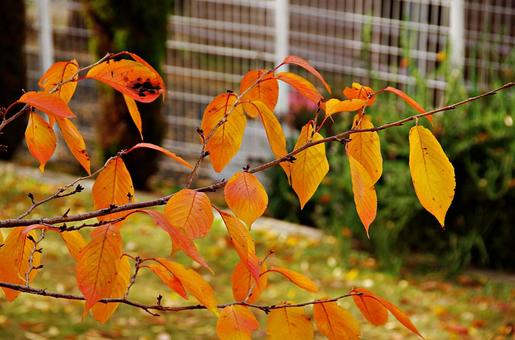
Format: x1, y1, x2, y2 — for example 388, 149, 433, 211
240, 69, 278, 117
281, 55, 332, 94
252, 100, 291, 180
324, 98, 366, 117
61, 231, 87, 260
0, 227, 41, 301
409, 125, 455, 227
343, 82, 375, 107
123, 94, 143, 139
384, 86, 430, 122
267, 306, 314, 340
38, 59, 79, 103
148, 263, 187, 299
232, 260, 268, 303
57, 118, 91, 174
224, 171, 268, 227
164, 189, 214, 239
217, 210, 260, 282
25, 112, 56, 172
351, 288, 423, 338
216, 305, 259, 340
314, 301, 361, 340
201, 93, 247, 172
86, 53, 165, 103
125, 142, 193, 169
154, 258, 218, 315
76, 224, 122, 311
135, 209, 211, 271
19, 91, 76, 119
268, 267, 318, 292
91, 255, 131, 323
276, 72, 323, 105
346, 115, 382, 234
291, 123, 329, 209
92, 156, 134, 221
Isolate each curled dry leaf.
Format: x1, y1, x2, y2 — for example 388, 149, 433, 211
25, 112, 57, 172
216, 305, 259, 340
224, 171, 268, 227
240, 69, 278, 117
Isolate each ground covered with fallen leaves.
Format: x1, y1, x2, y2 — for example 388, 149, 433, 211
0, 163, 513, 339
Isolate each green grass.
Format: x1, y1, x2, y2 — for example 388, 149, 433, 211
0, 164, 513, 339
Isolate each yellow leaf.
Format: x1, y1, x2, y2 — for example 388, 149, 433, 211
148, 263, 187, 299
164, 189, 214, 239
240, 69, 278, 117
347, 115, 382, 183
409, 125, 455, 227
224, 172, 268, 227
201, 93, 247, 172
126, 143, 193, 169
252, 100, 291, 180
25, 112, 56, 172
60, 231, 87, 261
92, 156, 134, 221
57, 118, 91, 174
19, 91, 76, 119
123, 94, 143, 139
156, 259, 218, 315
314, 301, 361, 340
231, 261, 268, 303
91, 255, 131, 323
0, 227, 41, 301
216, 305, 259, 340
38, 59, 79, 103
347, 155, 377, 236
343, 82, 375, 107
76, 224, 122, 311
269, 267, 318, 292
291, 123, 329, 208
267, 307, 314, 340
324, 98, 365, 117
276, 72, 323, 105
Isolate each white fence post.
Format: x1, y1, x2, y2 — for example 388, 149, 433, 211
449, 0, 465, 70
274, 0, 289, 115
38, 0, 54, 72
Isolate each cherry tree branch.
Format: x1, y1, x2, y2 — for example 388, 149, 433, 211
0, 82, 512, 229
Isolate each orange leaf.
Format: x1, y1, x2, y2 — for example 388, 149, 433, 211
409, 126, 455, 227
125, 142, 192, 169
240, 69, 278, 117
216, 305, 259, 340
282, 55, 332, 94
76, 224, 122, 311
231, 260, 268, 303
86, 53, 165, 103
201, 93, 247, 172
267, 306, 314, 339
351, 288, 423, 338
384, 86, 430, 122
314, 301, 361, 340
217, 210, 260, 282
148, 263, 188, 299
291, 123, 329, 209
224, 171, 268, 227
343, 83, 376, 107
136, 209, 211, 271
57, 118, 91, 174
155, 258, 218, 315
350, 288, 388, 326
123, 94, 143, 139
19, 91, 76, 118
347, 155, 377, 236
164, 189, 213, 239
25, 112, 56, 172
252, 100, 291, 180
91, 255, 131, 323
61, 231, 87, 261
324, 98, 366, 117
276, 72, 323, 105
38, 59, 79, 103
92, 156, 134, 221
269, 267, 318, 292
0, 227, 41, 301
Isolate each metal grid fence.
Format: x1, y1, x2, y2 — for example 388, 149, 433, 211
25, 0, 514, 176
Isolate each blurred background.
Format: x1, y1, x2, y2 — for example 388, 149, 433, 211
5, 0, 510, 272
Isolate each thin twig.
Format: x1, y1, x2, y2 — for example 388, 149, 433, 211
25, 230, 45, 287
124, 256, 142, 299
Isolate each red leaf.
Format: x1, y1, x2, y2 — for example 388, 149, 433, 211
282, 55, 332, 94
384, 86, 431, 122
126, 142, 193, 169
25, 112, 56, 172
276, 72, 323, 105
